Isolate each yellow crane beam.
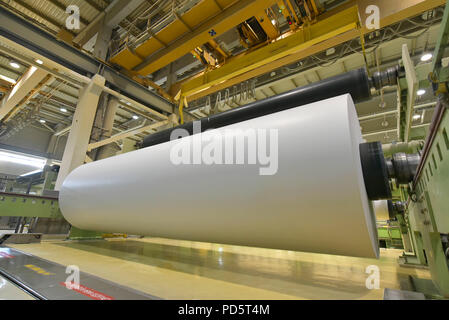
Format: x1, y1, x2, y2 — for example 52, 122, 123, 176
180, 6, 359, 98
180, 0, 446, 102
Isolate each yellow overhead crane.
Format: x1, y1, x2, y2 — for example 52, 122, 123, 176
109, 0, 447, 117
109, 0, 279, 75
191, 39, 230, 68
180, 5, 360, 99
178, 0, 447, 104
110, 0, 322, 75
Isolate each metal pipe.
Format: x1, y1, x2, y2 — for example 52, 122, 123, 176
142, 68, 372, 148
382, 140, 424, 156
359, 110, 397, 121
359, 102, 436, 122
362, 123, 431, 138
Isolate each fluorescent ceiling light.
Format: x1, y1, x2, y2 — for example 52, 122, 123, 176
35, 59, 44, 65
0, 150, 46, 169
132, 115, 139, 120
326, 47, 336, 56
39, 119, 46, 123
9, 61, 20, 69
420, 53, 432, 62
417, 89, 426, 96
0, 74, 17, 84
413, 114, 421, 120
60, 108, 67, 113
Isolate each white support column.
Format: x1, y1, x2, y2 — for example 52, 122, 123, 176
55, 74, 105, 190
95, 96, 120, 160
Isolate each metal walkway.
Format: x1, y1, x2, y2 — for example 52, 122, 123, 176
0, 246, 160, 300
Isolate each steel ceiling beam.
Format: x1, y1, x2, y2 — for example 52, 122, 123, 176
46, 0, 90, 26
73, 0, 147, 47
87, 120, 169, 151
0, 6, 174, 115
0, 66, 49, 121
9, 0, 75, 35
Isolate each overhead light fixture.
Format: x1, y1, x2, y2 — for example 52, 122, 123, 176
326, 47, 336, 56
35, 59, 44, 65
271, 19, 276, 25
126, 102, 132, 106
9, 61, 20, 69
417, 89, 426, 96
413, 114, 422, 121
39, 119, 46, 123
132, 115, 139, 120
0, 74, 16, 84
60, 108, 67, 113
420, 53, 432, 62
0, 150, 46, 169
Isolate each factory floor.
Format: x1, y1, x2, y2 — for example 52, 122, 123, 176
6, 237, 432, 300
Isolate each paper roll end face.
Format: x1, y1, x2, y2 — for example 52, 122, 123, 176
343, 94, 381, 259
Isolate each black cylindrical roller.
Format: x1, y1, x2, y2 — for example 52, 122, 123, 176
142, 68, 372, 148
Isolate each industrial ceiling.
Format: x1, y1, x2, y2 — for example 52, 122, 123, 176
0, 0, 447, 158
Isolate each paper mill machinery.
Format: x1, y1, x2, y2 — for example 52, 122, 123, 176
1, 37, 448, 295
0, 0, 448, 300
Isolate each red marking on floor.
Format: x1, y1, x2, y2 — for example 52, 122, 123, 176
0, 252, 14, 259
59, 282, 114, 300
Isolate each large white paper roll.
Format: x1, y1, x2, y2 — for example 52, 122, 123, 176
60, 94, 379, 258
